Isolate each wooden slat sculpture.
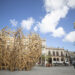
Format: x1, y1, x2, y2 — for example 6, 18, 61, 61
0, 27, 42, 71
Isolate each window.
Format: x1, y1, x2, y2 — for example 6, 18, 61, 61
53, 51, 55, 56
53, 58, 56, 61
57, 58, 59, 61
61, 58, 64, 61
56, 51, 59, 56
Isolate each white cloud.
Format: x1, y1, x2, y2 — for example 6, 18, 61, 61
44, 0, 67, 12
68, 0, 75, 8
21, 17, 34, 30
52, 27, 66, 37
34, 26, 38, 32
38, 5, 68, 37
63, 31, 75, 42
44, 0, 75, 12
10, 19, 18, 27
37, 0, 75, 37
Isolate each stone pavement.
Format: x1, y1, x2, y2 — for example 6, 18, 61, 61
0, 66, 75, 75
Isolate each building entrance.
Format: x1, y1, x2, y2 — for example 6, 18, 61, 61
48, 58, 52, 64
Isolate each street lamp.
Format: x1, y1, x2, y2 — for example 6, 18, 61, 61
74, 22, 75, 46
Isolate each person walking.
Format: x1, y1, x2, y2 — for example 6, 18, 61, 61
72, 61, 75, 69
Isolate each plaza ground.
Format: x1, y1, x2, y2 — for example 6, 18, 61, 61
0, 66, 75, 75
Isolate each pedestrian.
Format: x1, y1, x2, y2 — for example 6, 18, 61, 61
72, 61, 75, 69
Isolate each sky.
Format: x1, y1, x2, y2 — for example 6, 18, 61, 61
0, 0, 75, 51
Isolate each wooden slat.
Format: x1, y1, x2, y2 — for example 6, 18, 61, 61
0, 27, 42, 71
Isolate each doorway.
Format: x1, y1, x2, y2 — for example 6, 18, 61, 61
48, 58, 52, 64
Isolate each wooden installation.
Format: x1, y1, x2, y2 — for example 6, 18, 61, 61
0, 27, 42, 71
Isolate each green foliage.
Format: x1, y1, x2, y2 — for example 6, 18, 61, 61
41, 55, 45, 61
46, 55, 51, 61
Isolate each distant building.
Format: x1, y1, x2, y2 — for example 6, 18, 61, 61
38, 39, 72, 66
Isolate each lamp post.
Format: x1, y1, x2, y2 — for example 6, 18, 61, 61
74, 22, 75, 46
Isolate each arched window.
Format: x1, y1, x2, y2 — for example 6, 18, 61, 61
53, 51, 55, 56
61, 58, 64, 61
57, 58, 59, 61
56, 51, 59, 56
53, 58, 56, 61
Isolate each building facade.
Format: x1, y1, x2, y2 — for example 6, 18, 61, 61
38, 39, 70, 66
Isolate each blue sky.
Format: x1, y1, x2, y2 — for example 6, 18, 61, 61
0, 0, 75, 51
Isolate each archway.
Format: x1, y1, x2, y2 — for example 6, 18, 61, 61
48, 58, 52, 64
